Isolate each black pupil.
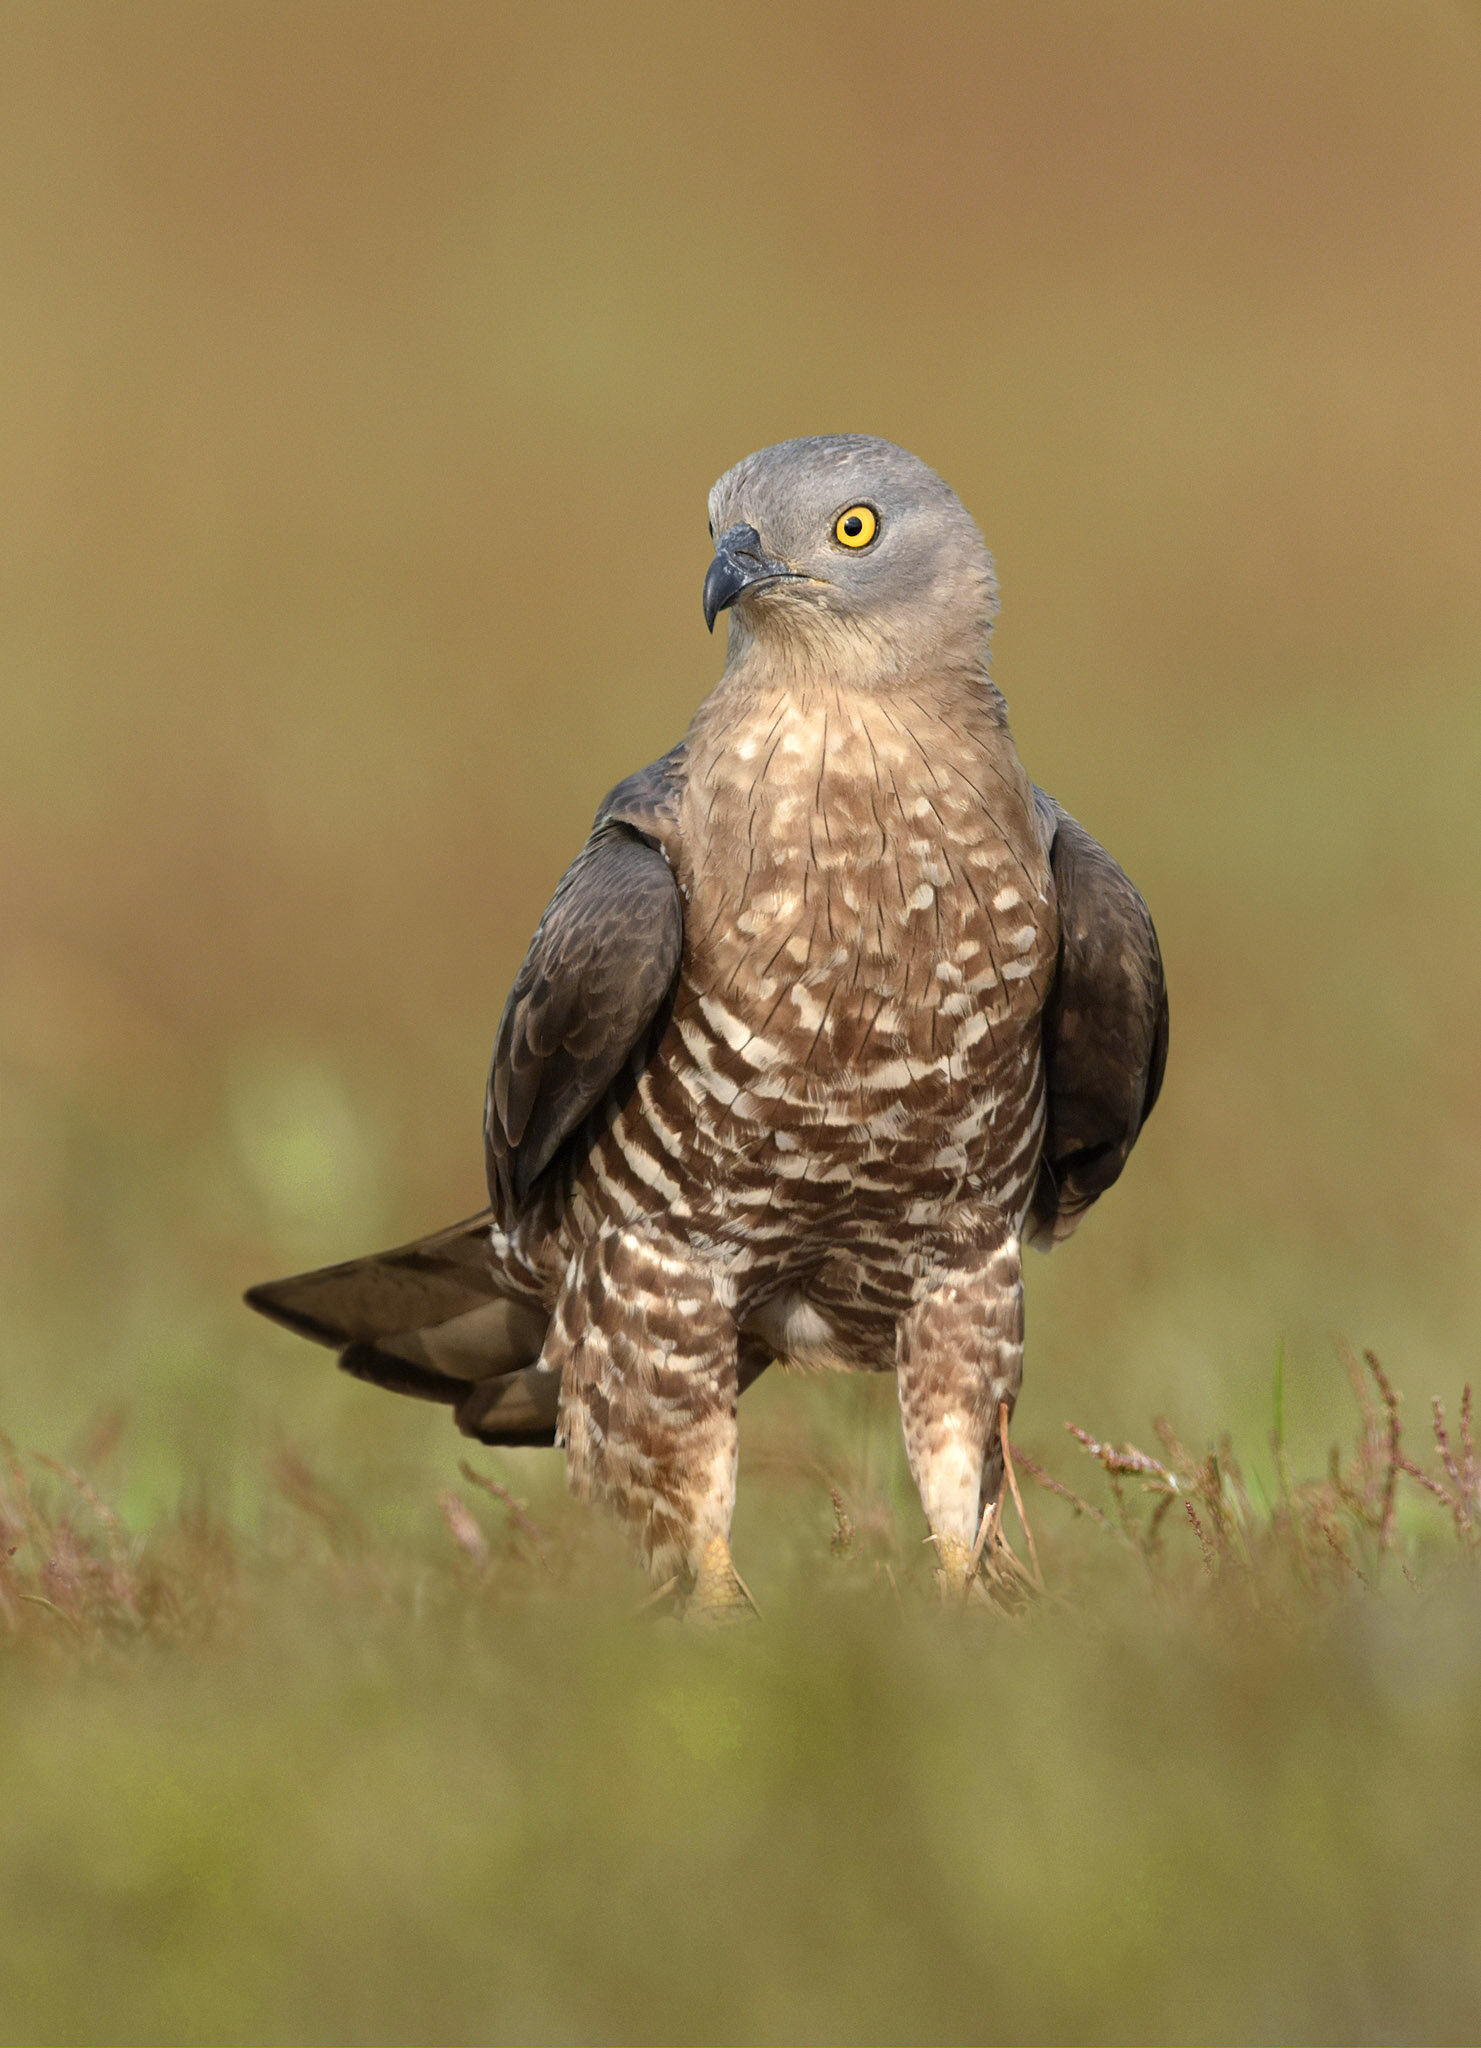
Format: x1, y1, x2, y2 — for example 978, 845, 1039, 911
843, 514, 863, 536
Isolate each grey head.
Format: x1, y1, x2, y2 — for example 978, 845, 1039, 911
702, 435, 999, 684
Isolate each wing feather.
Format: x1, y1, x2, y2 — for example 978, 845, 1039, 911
484, 752, 687, 1221
245, 749, 695, 1442
1028, 790, 1168, 1247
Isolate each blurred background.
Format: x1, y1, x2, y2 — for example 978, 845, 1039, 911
5, 0, 1479, 1501
3, 6, 1481, 2039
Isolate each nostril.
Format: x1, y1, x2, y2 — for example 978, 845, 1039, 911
719, 523, 764, 559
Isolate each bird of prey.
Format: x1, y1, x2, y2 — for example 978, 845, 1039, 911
247, 436, 1167, 1612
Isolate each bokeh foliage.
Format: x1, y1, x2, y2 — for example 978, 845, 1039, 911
3, 4, 1481, 2041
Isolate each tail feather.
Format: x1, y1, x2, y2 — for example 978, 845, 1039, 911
244, 1209, 519, 1352
338, 1342, 471, 1406
453, 1363, 562, 1445
246, 1209, 777, 1452
245, 1209, 556, 1445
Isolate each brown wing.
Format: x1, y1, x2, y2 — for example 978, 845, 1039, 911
245, 748, 692, 1446
484, 750, 686, 1222
1027, 790, 1169, 1248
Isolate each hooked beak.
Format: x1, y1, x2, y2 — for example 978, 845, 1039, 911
702, 523, 803, 632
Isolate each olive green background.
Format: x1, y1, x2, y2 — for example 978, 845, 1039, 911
3, 5, 1481, 2042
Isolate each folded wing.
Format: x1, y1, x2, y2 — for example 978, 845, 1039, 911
485, 752, 686, 1222
1028, 790, 1169, 1247
244, 750, 692, 1445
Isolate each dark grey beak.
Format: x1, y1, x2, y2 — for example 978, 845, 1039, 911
702, 524, 799, 632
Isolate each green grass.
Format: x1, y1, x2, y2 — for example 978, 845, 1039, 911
3, 1356, 1479, 2046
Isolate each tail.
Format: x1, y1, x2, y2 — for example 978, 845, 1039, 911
244, 1210, 559, 1445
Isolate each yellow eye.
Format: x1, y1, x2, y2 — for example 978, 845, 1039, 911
834, 504, 878, 549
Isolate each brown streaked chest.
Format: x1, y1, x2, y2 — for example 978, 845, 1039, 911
675, 679, 1055, 1089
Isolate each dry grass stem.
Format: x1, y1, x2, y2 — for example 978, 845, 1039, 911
457, 1460, 551, 1565
998, 1401, 1044, 1589
0, 1345, 1475, 1654
829, 1488, 856, 1556
437, 1491, 490, 1570
1016, 1345, 1475, 1602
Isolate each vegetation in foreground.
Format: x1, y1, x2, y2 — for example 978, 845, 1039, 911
3, 1350, 1479, 2048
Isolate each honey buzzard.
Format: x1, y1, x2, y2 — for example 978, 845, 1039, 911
247, 437, 1167, 1611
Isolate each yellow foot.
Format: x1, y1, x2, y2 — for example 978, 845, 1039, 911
688, 1535, 760, 1624
933, 1532, 976, 1601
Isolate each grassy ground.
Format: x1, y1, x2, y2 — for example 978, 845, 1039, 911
3, 1358, 1480, 2046
5, 4, 1481, 2042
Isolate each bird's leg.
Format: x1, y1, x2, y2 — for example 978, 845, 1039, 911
549, 1226, 748, 1615
690, 1533, 759, 1623
896, 1233, 1024, 1597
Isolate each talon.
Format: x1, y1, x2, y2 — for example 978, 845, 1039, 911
633, 1573, 682, 1618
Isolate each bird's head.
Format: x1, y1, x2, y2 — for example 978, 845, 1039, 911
703, 435, 999, 685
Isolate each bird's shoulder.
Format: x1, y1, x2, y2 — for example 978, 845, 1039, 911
593, 743, 688, 864
485, 752, 688, 1221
